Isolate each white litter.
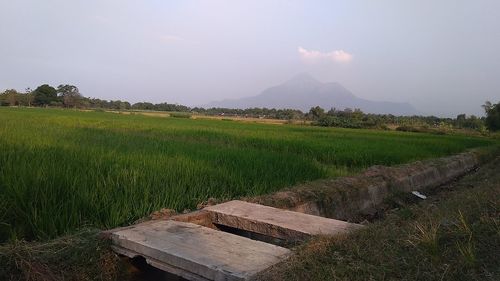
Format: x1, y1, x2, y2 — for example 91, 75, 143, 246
411, 191, 427, 199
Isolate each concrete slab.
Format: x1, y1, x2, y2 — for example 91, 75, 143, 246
205, 200, 363, 241
110, 220, 290, 281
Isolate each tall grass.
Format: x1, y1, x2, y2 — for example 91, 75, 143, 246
0, 107, 495, 241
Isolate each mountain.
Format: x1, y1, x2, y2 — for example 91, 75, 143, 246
206, 73, 419, 115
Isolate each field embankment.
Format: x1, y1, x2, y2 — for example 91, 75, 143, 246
0, 107, 496, 242
248, 148, 495, 221
256, 155, 500, 281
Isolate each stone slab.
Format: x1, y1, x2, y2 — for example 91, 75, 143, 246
205, 200, 363, 241
110, 220, 290, 281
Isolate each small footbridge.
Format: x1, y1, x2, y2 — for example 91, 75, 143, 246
107, 200, 362, 281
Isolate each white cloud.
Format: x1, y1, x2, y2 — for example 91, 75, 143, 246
298, 47, 353, 63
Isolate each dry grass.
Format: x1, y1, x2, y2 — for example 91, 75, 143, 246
256, 157, 500, 281
0, 229, 122, 281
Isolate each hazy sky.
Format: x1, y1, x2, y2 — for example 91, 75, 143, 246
1, 0, 499, 116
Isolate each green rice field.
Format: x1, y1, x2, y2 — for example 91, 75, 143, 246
0, 107, 495, 241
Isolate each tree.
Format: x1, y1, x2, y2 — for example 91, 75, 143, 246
352, 108, 364, 120
25, 88, 34, 107
483, 101, 500, 131
482, 101, 492, 113
456, 114, 466, 128
57, 84, 82, 108
308, 106, 325, 120
33, 84, 58, 106
4, 89, 19, 106
0, 91, 5, 106
327, 107, 338, 116
456, 114, 466, 122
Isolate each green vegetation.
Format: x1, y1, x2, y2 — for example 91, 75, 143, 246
0, 107, 495, 242
258, 157, 500, 281
169, 112, 192, 118
2, 85, 498, 134
311, 106, 490, 133
483, 101, 500, 131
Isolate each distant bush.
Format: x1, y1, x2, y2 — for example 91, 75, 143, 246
396, 125, 422, 133
169, 112, 192, 118
379, 124, 390, 130
396, 126, 447, 135
313, 115, 389, 129
313, 116, 363, 128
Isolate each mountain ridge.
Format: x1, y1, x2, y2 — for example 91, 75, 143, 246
206, 74, 420, 115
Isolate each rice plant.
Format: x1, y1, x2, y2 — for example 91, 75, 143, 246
0, 107, 494, 241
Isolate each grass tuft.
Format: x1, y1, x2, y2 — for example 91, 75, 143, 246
0, 229, 121, 281
408, 220, 442, 259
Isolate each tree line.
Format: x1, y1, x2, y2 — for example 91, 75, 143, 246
0, 84, 187, 111
1, 84, 499, 132
307, 105, 490, 132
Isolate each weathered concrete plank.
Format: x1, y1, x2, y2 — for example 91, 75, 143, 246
110, 220, 290, 281
205, 200, 363, 241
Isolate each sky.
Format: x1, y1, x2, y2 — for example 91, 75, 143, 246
1, 0, 499, 117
